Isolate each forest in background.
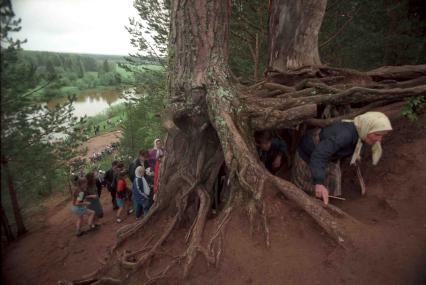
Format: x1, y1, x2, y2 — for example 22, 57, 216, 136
229, 0, 425, 82
15, 50, 160, 101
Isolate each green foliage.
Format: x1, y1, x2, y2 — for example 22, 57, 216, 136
81, 103, 126, 137
401, 96, 425, 121
320, 0, 426, 70
126, 0, 270, 82
14, 50, 162, 101
120, 70, 166, 158
229, 0, 269, 82
1, 3, 85, 226
126, 0, 169, 66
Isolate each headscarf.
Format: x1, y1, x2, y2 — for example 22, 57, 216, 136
153, 139, 161, 150
153, 138, 164, 159
343, 112, 392, 165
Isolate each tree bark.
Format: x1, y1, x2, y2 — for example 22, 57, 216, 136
1, 157, 27, 236
0, 203, 15, 242
267, 0, 327, 71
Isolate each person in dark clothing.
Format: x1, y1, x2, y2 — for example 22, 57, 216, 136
254, 130, 289, 174
115, 170, 129, 223
292, 112, 392, 205
95, 170, 105, 197
104, 160, 119, 210
212, 162, 227, 214
128, 149, 150, 183
132, 166, 152, 219
85, 171, 103, 220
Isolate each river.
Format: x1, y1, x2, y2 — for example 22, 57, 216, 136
47, 87, 128, 118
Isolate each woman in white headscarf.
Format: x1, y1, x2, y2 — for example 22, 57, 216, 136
153, 139, 164, 158
149, 138, 164, 200
292, 112, 392, 205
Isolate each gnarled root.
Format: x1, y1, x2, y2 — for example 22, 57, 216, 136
182, 187, 210, 277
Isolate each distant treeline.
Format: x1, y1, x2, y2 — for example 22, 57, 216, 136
17, 50, 160, 100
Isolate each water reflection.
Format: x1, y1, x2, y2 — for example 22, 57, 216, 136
47, 88, 126, 118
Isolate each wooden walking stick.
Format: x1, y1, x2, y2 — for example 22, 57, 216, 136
329, 195, 346, 201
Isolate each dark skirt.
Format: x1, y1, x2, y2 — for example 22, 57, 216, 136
87, 198, 104, 218
291, 151, 342, 196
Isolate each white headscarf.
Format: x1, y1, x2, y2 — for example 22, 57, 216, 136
153, 139, 161, 150
344, 112, 392, 165
153, 138, 164, 158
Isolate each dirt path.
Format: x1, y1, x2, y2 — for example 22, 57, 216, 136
1, 130, 125, 285
1, 192, 136, 285
83, 130, 122, 158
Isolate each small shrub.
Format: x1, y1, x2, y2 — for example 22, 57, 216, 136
401, 96, 425, 121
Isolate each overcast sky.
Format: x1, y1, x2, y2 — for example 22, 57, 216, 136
12, 0, 139, 55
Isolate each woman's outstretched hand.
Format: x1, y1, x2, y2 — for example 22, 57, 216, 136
315, 184, 329, 205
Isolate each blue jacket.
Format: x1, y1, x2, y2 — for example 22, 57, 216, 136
132, 177, 150, 204
298, 122, 358, 185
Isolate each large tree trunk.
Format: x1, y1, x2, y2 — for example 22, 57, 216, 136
267, 0, 327, 71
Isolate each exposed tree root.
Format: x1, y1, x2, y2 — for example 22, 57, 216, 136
208, 83, 362, 247
305, 100, 394, 128
58, 277, 120, 285
269, 173, 360, 245
125, 212, 180, 270
182, 187, 210, 277
115, 204, 159, 248
144, 257, 182, 285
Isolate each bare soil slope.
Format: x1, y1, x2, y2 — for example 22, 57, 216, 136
2, 113, 426, 285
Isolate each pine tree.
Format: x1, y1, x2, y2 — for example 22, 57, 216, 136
1, 1, 83, 237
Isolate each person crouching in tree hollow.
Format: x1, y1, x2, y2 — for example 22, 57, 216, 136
254, 130, 289, 174
292, 111, 392, 205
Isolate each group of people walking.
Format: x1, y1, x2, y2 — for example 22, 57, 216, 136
70, 139, 164, 236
